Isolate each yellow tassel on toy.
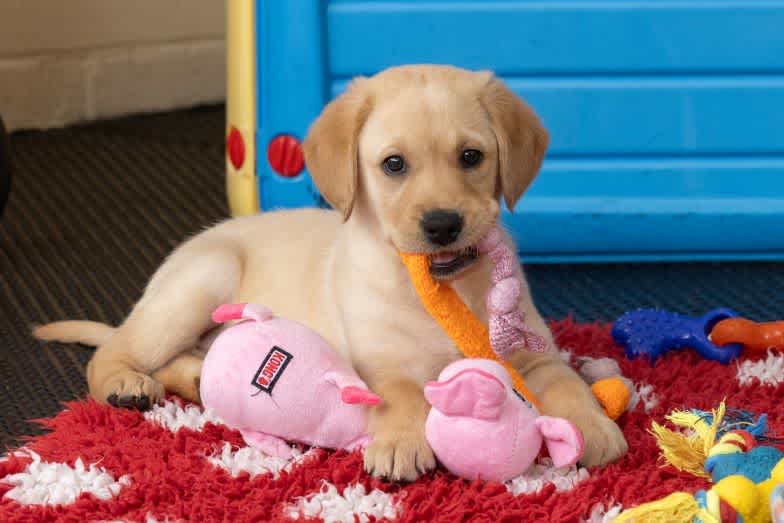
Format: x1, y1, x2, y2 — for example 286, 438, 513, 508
398, 251, 540, 410
651, 402, 728, 478
613, 491, 718, 523
667, 402, 726, 456
650, 422, 710, 479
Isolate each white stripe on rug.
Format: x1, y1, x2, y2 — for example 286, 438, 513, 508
629, 382, 658, 413
284, 481, 400, 523
143, 400, 224, 433
2, 451, 130, 506
737, 351, 784, 386
583, 502, 623, 523
207, 442, 316, 480
505, 458, 589, 496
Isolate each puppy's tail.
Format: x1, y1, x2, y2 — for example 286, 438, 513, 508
32, 320, 116, 347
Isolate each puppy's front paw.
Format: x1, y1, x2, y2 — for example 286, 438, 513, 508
574, 409, 628, 467
364, 429, 435, 482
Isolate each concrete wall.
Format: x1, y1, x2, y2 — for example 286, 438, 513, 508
0, 1, 226, 130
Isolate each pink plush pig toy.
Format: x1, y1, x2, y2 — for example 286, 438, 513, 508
424, 358, 584, 482
201, 302, 584, 482
199, 303, 380, 459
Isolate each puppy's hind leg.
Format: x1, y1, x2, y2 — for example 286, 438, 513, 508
88, 243, 241, 410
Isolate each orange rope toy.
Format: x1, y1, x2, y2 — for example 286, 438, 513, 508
399, 223, 632, 420
398, 251, 541, 410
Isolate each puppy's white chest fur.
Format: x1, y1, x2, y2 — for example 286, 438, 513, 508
339, 288, 465, 386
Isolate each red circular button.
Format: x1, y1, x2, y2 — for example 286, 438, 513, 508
226, 127, 245, 170
267, 135, 304, 177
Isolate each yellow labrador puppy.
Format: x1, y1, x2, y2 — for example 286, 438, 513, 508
35, 65, 627, 480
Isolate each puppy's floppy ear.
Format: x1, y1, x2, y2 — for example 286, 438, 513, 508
303, 78, 373, 221
479, 74, 549, 211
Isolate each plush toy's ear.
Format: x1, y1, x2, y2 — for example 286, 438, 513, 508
424, 369, 507, 420
341, 386, 382, 406
212, 303, 274, 323
535, 416, 584, 468
323, 371, 382, 406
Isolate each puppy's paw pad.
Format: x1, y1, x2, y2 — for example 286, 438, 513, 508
108, 394, 151, 410
101, 372, 164, 411
364, 432, 435, 482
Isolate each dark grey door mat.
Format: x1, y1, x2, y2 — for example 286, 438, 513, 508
1, 105, 782, 449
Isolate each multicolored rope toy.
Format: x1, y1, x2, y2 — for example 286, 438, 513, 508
615, 402, 784, 523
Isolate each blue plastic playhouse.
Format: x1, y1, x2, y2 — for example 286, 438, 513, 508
225, 1, 784, 262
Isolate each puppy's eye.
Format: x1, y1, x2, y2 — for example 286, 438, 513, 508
461, 149, 483, 168
382, 155, 407, 176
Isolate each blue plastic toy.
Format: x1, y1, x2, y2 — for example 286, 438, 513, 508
612, 308, 744, 364
225, 1, 784, 263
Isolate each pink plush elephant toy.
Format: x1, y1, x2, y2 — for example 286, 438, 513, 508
201, 303, 584, 482
424, 358, 584, 481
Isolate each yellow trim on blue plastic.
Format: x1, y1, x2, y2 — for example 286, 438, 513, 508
226, 0, 258, 216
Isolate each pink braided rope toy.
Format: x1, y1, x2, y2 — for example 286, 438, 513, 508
479, 226, 549, 356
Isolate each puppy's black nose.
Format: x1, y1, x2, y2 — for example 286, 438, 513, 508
421, 209, 463, 246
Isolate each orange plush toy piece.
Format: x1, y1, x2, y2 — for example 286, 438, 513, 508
591, 378, 631, 421
578, 357, 634, 421
398, 251, 541, 410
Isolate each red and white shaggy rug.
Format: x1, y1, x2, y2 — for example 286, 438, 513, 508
2, 319, 784, 523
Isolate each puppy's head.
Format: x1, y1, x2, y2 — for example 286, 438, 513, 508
303, 65, 548, 279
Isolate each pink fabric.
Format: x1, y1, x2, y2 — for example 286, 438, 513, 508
341, 386, 382, 406
535, 417, 585, 468
211, 303, 247, 323
211, 303, 274, 323
479, 226, 548, 355
424, 368, 507, 421
424, 359, 583, 482
200, 306, 374, 456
